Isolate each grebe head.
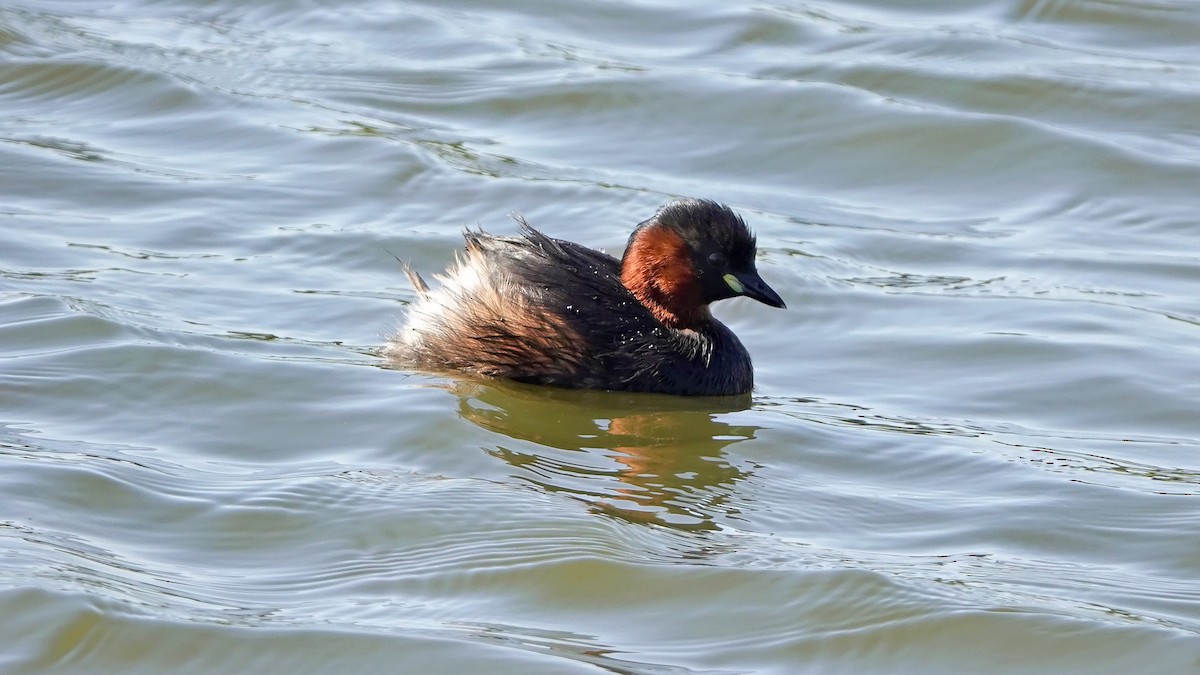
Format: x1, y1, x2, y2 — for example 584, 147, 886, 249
620, 199, 785, 329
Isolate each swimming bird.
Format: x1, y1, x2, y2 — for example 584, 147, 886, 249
385, 198, 785, 395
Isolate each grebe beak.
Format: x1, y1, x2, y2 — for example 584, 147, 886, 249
724, 271, 786, 309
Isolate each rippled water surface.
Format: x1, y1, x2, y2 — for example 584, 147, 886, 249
3, 0, 1200, 672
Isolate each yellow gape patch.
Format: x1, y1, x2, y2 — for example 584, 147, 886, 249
723, 273, 744, 294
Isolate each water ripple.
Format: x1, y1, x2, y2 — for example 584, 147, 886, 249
5, 0, 1200, 672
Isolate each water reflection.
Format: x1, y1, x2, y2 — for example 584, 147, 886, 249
447, 379, 761, 531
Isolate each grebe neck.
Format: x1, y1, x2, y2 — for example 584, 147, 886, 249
620, 225, 708, 330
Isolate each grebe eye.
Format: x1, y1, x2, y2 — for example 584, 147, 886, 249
708, 252, 727, 268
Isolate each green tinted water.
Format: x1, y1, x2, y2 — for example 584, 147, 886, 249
2, 1, 1199, 672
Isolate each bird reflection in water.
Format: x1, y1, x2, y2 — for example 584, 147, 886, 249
445, 379, 762, 531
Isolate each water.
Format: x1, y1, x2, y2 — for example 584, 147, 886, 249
3, 0, 1199, 672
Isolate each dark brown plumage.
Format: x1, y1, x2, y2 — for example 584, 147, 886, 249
385, 199, 784, 396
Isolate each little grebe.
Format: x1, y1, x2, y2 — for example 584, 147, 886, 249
385, 198, 785, 396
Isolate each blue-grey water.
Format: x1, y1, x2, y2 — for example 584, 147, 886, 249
2, 1, 1199, 673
